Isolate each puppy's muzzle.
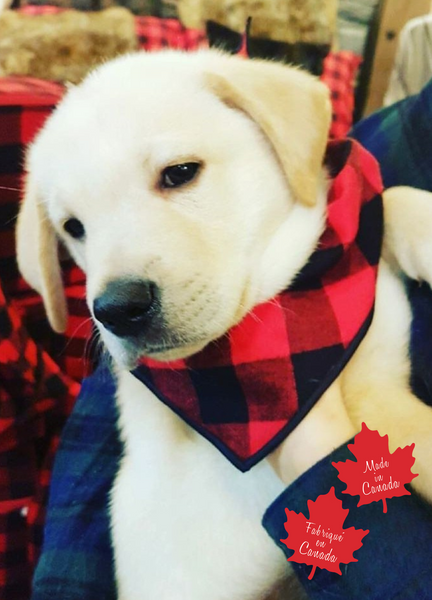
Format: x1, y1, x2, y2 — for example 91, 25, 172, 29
93, 278, 159, 338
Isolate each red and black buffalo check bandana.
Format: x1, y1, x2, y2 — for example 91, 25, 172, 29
133, 139, 383, 470
133, 139, 383, 471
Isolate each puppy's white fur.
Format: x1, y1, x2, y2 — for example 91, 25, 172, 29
17, 51, 432, 599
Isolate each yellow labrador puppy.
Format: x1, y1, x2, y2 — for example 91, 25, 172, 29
16, 50, 432, 599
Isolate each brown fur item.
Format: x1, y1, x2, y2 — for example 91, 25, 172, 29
178, 0, 337, 45
0, 7, 138, 84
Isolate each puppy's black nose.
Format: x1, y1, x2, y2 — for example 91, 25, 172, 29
93, 279, 159, 338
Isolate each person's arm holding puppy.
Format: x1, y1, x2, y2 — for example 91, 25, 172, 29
267, 380, 355, 486
265, 383, 432, 600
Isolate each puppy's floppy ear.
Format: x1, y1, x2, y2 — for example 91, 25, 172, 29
16, 176, 68, 333
204, 57, 331, 206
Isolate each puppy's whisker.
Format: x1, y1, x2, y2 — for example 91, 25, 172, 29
59, 316, 94, 360
0, 185, 21, 192
248, 312, 263, 324
4, 214, 19, 226
83, 327, 102, 366
83, 331, 95, 361
234, 301, 264, 325
37, 214, 54, 225
280, 305, 297, 318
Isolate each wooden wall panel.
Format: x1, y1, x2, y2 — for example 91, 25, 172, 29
365, 0, 431, 115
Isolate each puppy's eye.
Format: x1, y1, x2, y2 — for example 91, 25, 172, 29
63, 217, 85, 240
161, 162, 200, 189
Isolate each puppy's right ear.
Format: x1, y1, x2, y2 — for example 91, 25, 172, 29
204, 56, 331, 207
16, 176, 68, 333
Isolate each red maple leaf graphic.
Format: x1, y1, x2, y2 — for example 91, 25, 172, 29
332, 422, 418, 513
280, 487, 368, 580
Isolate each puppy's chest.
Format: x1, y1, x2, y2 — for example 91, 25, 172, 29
110, 371, 287, 600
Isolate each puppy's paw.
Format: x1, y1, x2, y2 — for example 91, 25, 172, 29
383, 186, 432, 285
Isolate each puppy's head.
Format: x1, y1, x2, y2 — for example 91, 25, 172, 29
17, 50, 331, 366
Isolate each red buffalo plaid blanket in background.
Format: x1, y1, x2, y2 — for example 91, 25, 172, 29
0, 10, 361, 599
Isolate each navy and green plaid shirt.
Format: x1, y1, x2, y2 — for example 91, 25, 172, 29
31, 362, 120, 600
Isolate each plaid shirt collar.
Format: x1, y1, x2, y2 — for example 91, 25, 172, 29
132, 139, 384, 471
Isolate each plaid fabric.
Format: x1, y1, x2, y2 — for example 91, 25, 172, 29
322, 51, 362, 140
0, 282, 79, 600
0, 79, 92, 382
352, 76, 432, 191
135, 15, 206, 50
133, 139, 383, 471
31, 362, 121, 600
